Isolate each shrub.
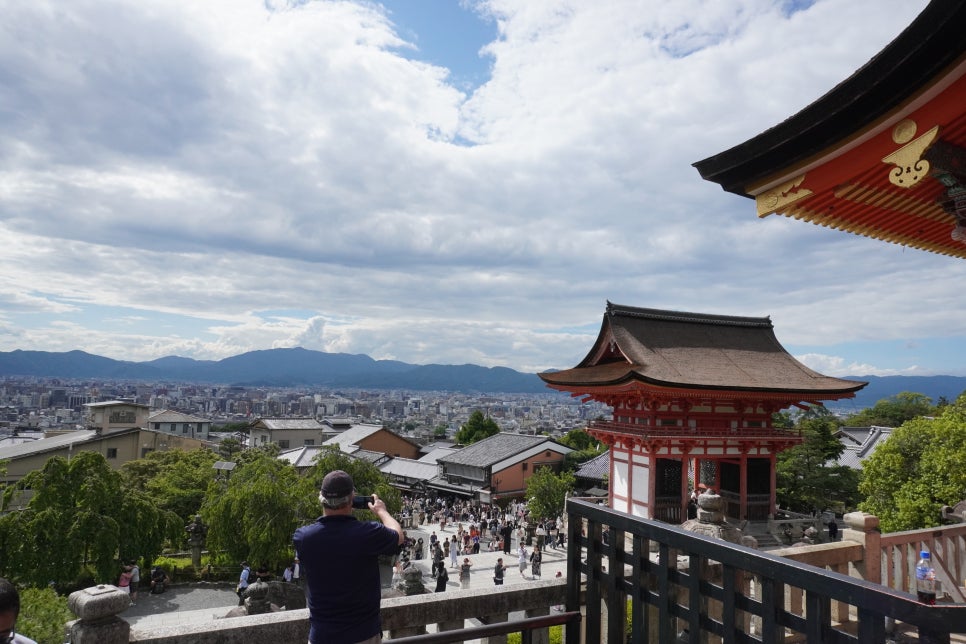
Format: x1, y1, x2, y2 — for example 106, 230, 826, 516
18, 587, 73, 644
507, 625, 563, 644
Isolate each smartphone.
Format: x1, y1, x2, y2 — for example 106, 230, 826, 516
352, 495, 374, 509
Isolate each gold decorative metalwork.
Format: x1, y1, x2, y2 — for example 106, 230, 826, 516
756, 174, 812, 217
892, 119, 917, 145
882, 124, 939, 188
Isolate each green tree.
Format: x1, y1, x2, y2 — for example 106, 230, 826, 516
776, 406, 859, 513
0, 452, 166, 587
120, 448, 219, 523
525, 466, 575, 521
558, 428, 605, 470
859, 394, 966, 532
201, 449, 315, 570
455, 410, 500, 445
845, 391, 934, 427
433, 424, 448, 438
557, 428, 600, 451
218, 437, 242, 460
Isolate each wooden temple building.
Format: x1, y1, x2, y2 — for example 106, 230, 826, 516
693, 0, 966, 259
539, 303, 864, 523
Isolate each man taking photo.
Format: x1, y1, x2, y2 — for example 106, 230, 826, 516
294, 470, 403, 644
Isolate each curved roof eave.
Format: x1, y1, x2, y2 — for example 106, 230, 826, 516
541, 369, 865, 398
692, 1, 966, 196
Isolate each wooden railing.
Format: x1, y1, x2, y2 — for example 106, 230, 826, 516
94, 505, 966, 643
880, 523, 966, 603
565, 498, 966, 643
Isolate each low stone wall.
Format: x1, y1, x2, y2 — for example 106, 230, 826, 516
71, 578, 568, 643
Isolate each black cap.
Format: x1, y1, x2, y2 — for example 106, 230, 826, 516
321, 470, 354, 499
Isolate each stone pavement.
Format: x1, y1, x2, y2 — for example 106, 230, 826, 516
123, 522, 570, 632
401, 522, 569, 593
122, 582, 240, 630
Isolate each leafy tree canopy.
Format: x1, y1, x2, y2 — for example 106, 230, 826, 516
120, 448, 218, 523
17, 586, 73, 644
558, 428, 600, 451
859, 393, 966, 532
0, 452, 167, 587
558, 428, 605, 471
844, 391, 934, 428
455, 410, 500, 445
201, 448, 314, 570
218, 436, 242, 460
525, 466, 575, 522
776, 405, 859, 514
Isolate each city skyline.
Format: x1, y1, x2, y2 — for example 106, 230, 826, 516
3, 1, 966, 378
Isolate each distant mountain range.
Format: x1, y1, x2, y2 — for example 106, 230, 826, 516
0, 348, 549, 393
0, 348, 964, 404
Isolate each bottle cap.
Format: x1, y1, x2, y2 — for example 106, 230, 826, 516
920, 550, 931, 559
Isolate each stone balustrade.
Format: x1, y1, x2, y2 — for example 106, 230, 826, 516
66, 578, 567, 644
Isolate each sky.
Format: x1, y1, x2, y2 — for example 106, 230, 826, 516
2, 0, 965, 378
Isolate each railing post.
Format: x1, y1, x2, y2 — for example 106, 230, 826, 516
524, 606, 551, 644
480, 612, 509, 644
842, 512, 880, 584
67, 584, 131, 644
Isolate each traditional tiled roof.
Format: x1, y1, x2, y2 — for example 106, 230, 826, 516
539, 302, 865, 396
278, 445, 323, 468
85, 400, 150, 409
322, 424, 390, 449
418, 447, 459, 464
148, 409, 209, 423
575, 451, 609, 481
254, 417, 325, 431
379, 457, 438, 480
836, 426, 893, 470
0, 429, 100, 460
438, 432, 566, 467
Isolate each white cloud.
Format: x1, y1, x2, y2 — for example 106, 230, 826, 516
795, 353, 925, 378
2, 0, 963, 377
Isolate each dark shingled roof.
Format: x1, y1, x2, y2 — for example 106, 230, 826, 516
438, 432, 562, 467
539, 302, 865, 396
575, 450, 609, 481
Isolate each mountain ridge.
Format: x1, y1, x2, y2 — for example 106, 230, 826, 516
1, 348, 964, 403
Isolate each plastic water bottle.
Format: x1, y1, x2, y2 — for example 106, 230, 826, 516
916, 550, 937, 604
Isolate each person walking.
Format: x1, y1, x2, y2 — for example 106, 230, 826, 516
501, 522, 513, 555
493, 557, 507, 585
293, 470, 404, 644
236, 561, 251, 605
530, 545, 542, 578
117, 564, 133, 599
435, 565, 449, 592
459, 558, 472, 590
518, 544, 529, 578
128, 561, 140, 605
450, 536, 459, 568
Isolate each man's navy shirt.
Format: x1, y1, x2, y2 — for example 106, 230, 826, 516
294, 514, 400, 644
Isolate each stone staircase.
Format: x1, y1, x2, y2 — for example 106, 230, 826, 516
743, 521, 785, 551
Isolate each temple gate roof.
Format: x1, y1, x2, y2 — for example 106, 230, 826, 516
539, 302, 864, 397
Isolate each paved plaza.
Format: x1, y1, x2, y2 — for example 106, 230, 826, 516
124, 522, 569, 632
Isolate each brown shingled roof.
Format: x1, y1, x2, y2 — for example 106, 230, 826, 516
539, 302, 865, 396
